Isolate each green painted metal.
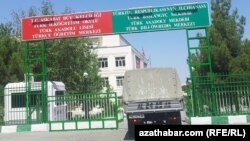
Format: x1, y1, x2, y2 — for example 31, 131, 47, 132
186, 27, 214, 116
1, 83, 43, 125
48, 92, 118, 131
186, 73, 250, 116
247, 115, 250, 123
24, 41, 47, 124
16, 125, 31, 132
24, 42, 30, 124
211, 116, 228, 124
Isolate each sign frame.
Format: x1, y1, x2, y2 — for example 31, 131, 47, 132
21, 2, 210, 41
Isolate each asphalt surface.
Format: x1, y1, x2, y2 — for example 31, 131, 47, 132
0, 120, 130, 141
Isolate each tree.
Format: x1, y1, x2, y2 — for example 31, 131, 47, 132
40, 0, 54, 15
229, 39, 250, 73
196, 0, 247, 74
0, 23, 24, 86
39, 1, 102, 92
46, 37, 103, 92
8, 0, 103, 92
211, 0, 246, 73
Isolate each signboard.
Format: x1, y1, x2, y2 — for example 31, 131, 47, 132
21, 2, 209, 41
22, 12, 112, 41
113, 3, 209, 33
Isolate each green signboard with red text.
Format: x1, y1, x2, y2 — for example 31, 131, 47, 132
22, 2, 209, 41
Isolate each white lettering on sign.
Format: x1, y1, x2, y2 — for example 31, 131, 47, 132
174, 22, 195, 27
54, 31, 76, 37
140, 24, 171, 30
145, 19, 166, 25
39, 28, 52, 33
78, 29, 101, 35
169, 17, 190, 23
48, 21, 80, 27
143, 13, 168, 19
55, 26, 77, 32
32, 33, 51, 39
113, 10, 130, 16
131, 21, 143, 26
177, 3, 207, 11
79, 25, 94, 30
126, 26, 138, 31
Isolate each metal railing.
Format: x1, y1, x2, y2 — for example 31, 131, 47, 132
47, 92, 119, 130
0, 85, 119, 127
47, 92, 118, 122
0, 84, 44, 126
186, 73, 250, 116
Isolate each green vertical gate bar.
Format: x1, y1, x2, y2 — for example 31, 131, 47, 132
186, 27, 215, 116
24, 40, 47, 124
24, 42, 31, 124
40, 40, 48, 123
205, 28, 216, 116
186, 30, 196, 116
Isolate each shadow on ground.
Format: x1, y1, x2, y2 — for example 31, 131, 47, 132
123, 131, 134, 141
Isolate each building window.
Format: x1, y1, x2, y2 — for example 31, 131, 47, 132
135, 56, 141, 69
11, 92, 25, 108
98, 58, 108, 68
116, 76, 124, 87
102, 77, 109, 87
115, 57, 126, 67
11, 91, 42, 108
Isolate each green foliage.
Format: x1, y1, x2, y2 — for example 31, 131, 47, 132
0, 0, 103, 93
229, 39, 250, 73
195, 0, 249, 75
210, 0, 247, 73
0, 23, 24, 86
46, 37, 102, 92
0, 84, 4, 125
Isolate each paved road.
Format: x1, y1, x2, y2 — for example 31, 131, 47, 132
0, 121, 131, 141
0, 111, 188, 141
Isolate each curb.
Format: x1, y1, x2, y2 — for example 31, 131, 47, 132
0, 124, 48, 134
189, 115, 250, 125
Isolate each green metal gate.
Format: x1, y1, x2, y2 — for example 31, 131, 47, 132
23, 40, 119, 130
47, 92, 119, 131
24, 41, 47, 124
186, 27, 215, 116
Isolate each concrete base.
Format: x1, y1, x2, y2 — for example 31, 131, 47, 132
0, 124, 48, 134
188, 115, 250, 125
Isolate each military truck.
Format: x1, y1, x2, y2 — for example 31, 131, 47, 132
123, 68, 184, 137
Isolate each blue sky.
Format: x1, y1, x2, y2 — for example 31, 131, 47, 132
0, 0, 249, 83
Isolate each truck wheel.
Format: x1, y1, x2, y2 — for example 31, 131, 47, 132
127, 117, 135, 138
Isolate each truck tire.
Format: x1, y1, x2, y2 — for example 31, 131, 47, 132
127, 116, 135, 138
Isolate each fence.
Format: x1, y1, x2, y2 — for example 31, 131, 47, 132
0, 83, 44, 126
47, 92, 118, 131
0, 85, 3, 125
0, 83, 119, 130
186, 73, 250, 117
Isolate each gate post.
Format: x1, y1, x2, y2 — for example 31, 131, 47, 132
186, 27, 216, 116
24, 40, 48, 124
